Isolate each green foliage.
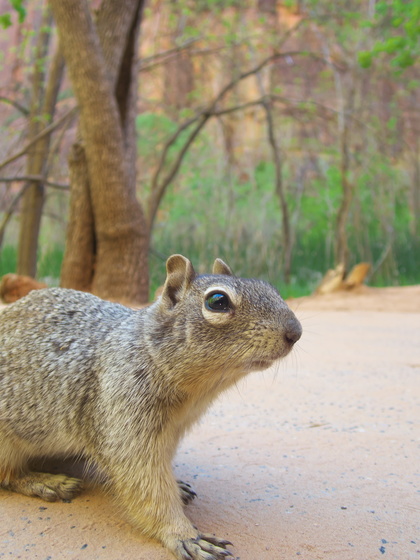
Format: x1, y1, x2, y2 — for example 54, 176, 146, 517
359, 0, 420, 69
0, 0, 26, 28
358, 50, 373, 68
10, 0, 26, 22
0, 13, 12, 28
303, 0, 418, 70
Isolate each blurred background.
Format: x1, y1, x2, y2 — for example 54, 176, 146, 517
0, 0, 418, 299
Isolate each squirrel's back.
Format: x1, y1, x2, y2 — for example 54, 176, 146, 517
0, 288, 140, 456
0, 287, 135, 385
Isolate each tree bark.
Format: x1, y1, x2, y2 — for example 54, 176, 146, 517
334, 79, 356, 269
60, 142, 95, 292
267, 102, 292, 284
410, 134, 420, 239
53, 0, 149, 304
17, 7, 64, 277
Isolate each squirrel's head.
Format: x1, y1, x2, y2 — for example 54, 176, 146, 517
151, 255, 302, 380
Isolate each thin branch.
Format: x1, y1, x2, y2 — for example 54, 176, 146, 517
0, 175, 69, 190
370, 234, 394, 280
0, 176, 69, 248
210, 50, 311, 106
210, 99, 265, 116
271, 94, 417, 156
0, 96, 29, 116
0, 107, 78, 172
250, 42, 292, 281
139, 37, 199, 71
147, 113, 209, 226
40, 45, 66, 177
150, 112, 203, 194
0, 183, 30, 247
139, 19, 304, 73
272, 94, 340, 115
47, 112, 74, 172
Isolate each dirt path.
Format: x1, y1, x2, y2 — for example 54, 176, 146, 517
1, 287, 419, 560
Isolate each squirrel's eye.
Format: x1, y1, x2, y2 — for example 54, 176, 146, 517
205, 292, 231, 313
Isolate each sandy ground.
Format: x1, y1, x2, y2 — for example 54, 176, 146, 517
0, 285, 419, 560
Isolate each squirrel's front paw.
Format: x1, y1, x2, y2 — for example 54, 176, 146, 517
174, 533, 233, 560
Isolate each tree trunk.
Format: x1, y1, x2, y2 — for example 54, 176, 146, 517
265, 102, 292, 284
334, 77, 356, 270
334, 117, 353, 268
53, 0, 149, 304
17, 7, 64, 277
60, 141, 95, 292
410, 135, 420, 239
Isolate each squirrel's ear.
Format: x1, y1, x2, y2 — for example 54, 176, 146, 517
161, 254, 196, 308
212, 258, 234, 276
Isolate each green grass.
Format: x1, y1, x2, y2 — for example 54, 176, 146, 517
0, 245, 63, 286
37, 245, 64, 283
0, 245, 17, 277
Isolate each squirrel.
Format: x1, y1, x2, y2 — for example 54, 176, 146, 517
0, 254, 302, 560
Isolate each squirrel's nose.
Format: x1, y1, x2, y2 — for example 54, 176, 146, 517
284, 317, 302, 345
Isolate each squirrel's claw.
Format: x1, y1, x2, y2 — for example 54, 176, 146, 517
177, 480, 197, 505
178, 534, 233, 560
199, 534, 233, 548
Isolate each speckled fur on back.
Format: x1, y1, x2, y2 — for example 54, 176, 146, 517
0, 255, 301, 560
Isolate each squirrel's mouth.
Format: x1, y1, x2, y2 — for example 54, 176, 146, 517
248, 359, 274, 371
247, 345, 294, 371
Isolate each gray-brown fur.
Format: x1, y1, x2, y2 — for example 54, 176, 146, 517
0, 255, 301, 560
